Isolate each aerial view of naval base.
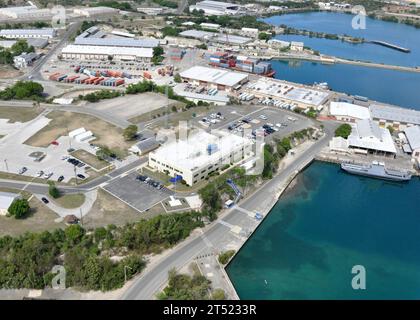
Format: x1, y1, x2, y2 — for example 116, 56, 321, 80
0, 0, 419, 307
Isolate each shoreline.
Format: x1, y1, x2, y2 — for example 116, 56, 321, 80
222, 139, 318, 299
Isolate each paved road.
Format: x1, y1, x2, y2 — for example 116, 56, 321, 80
0, 157, 147, 195
22, 21, 82, 81
122, 123, 336, 300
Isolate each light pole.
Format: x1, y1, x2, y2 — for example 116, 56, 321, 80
124, 265, 132, 283
4, 159, 8, 172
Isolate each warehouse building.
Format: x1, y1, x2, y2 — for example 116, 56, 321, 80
13, 52, 39, 69
73, 7, 118, 17
148, 130, 253, 186
0, 5, 53, 19
369, 104, 420, 130
247, 78, 330, 110
347, 119, 397, 155
180, 66, 249, 92
329, 101, 371, 122
73, 37, 160, 48
179, 29, 252, 45
0, 28, 56, 39
403, 126, 420, 163
61, 45, 153, 62
0, 38, 48, 49
189, 1, 243, 16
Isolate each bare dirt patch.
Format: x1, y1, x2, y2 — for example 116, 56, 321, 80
83, 189, 166, 229
0, 65, 22, 79
0, 106, 44, 123
24, 110, 131, 155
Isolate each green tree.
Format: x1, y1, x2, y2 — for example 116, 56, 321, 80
335, 123, 352, 139
218, 250, 235, 265
173, 73, 182, 83
212, 288, 226, 300
123, 124, 138, 141
48, 182, 60, 199
8, 198, 30, 219
65, 225, 85, 245
258, 32, 272, 41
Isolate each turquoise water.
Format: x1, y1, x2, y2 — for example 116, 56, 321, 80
264, 12, 420, 67
226, 162, 420, 299
262, 11, 420, 110
271, 59, 420, 110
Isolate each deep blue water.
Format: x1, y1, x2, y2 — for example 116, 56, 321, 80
263, 12, 420, 67
271, 59, 420, 110
226, 162, 420, 299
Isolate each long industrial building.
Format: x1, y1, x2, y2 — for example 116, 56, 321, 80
369, 104, 420, 130
329, 101, 370, 122
73, 7, 118, 17
0, 5, 53, 19
247, 78, 330, 110
73, 37, 160, 48
148, 130, 253, 186
189, 1, 243, 16
61, 45, 153, 62
0, 28, 56, 39
180, 66, 249, 92
347, 119, 397, 155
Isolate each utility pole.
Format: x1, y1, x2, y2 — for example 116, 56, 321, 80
124, 265, 132, 283
4, 159, 8, 172
79, 207, 83, 226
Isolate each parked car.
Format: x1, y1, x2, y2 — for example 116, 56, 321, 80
36, 170, 44, 177
18, 167, 27, 174
58, 175, 64, 182
44, 172, 53, 179
77, 174, 86, 180
41, 197, 49, 204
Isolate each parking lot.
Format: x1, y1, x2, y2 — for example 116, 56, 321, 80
0, 114, 97, 182
102, 172, 174, 212
192, 104, 314, 142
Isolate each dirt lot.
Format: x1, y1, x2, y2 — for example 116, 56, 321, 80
0, 65, 22, 79
24, 110, 132, 154
71, 149, 109, 170
83, 189, 166, 229
0, 106, 44, 123
0, 190, 65, 237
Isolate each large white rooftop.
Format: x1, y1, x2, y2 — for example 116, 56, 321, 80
194, 1, 240, 10
62, 45, 153, 58
330, 101, 371, 120
150, 130, 252, 172
404, 126, 420, 150
0, 192, 19, 210
370, 104, 420, 126
0, 28, 56, 37
248, 78, 330, 107
180, 66, 248, 87
348, 119, 397, 153
74, 37, 159, 48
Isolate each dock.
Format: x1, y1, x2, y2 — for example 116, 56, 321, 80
369, 40, 411, 53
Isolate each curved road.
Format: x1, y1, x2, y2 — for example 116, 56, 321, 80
122, 123, 336, 300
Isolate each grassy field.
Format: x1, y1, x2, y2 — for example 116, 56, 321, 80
0, 188, 65, 237
71, 149, 109, 171
0, 106, 44, 123
52, 193, 85, 209
24, 110, 131, 156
